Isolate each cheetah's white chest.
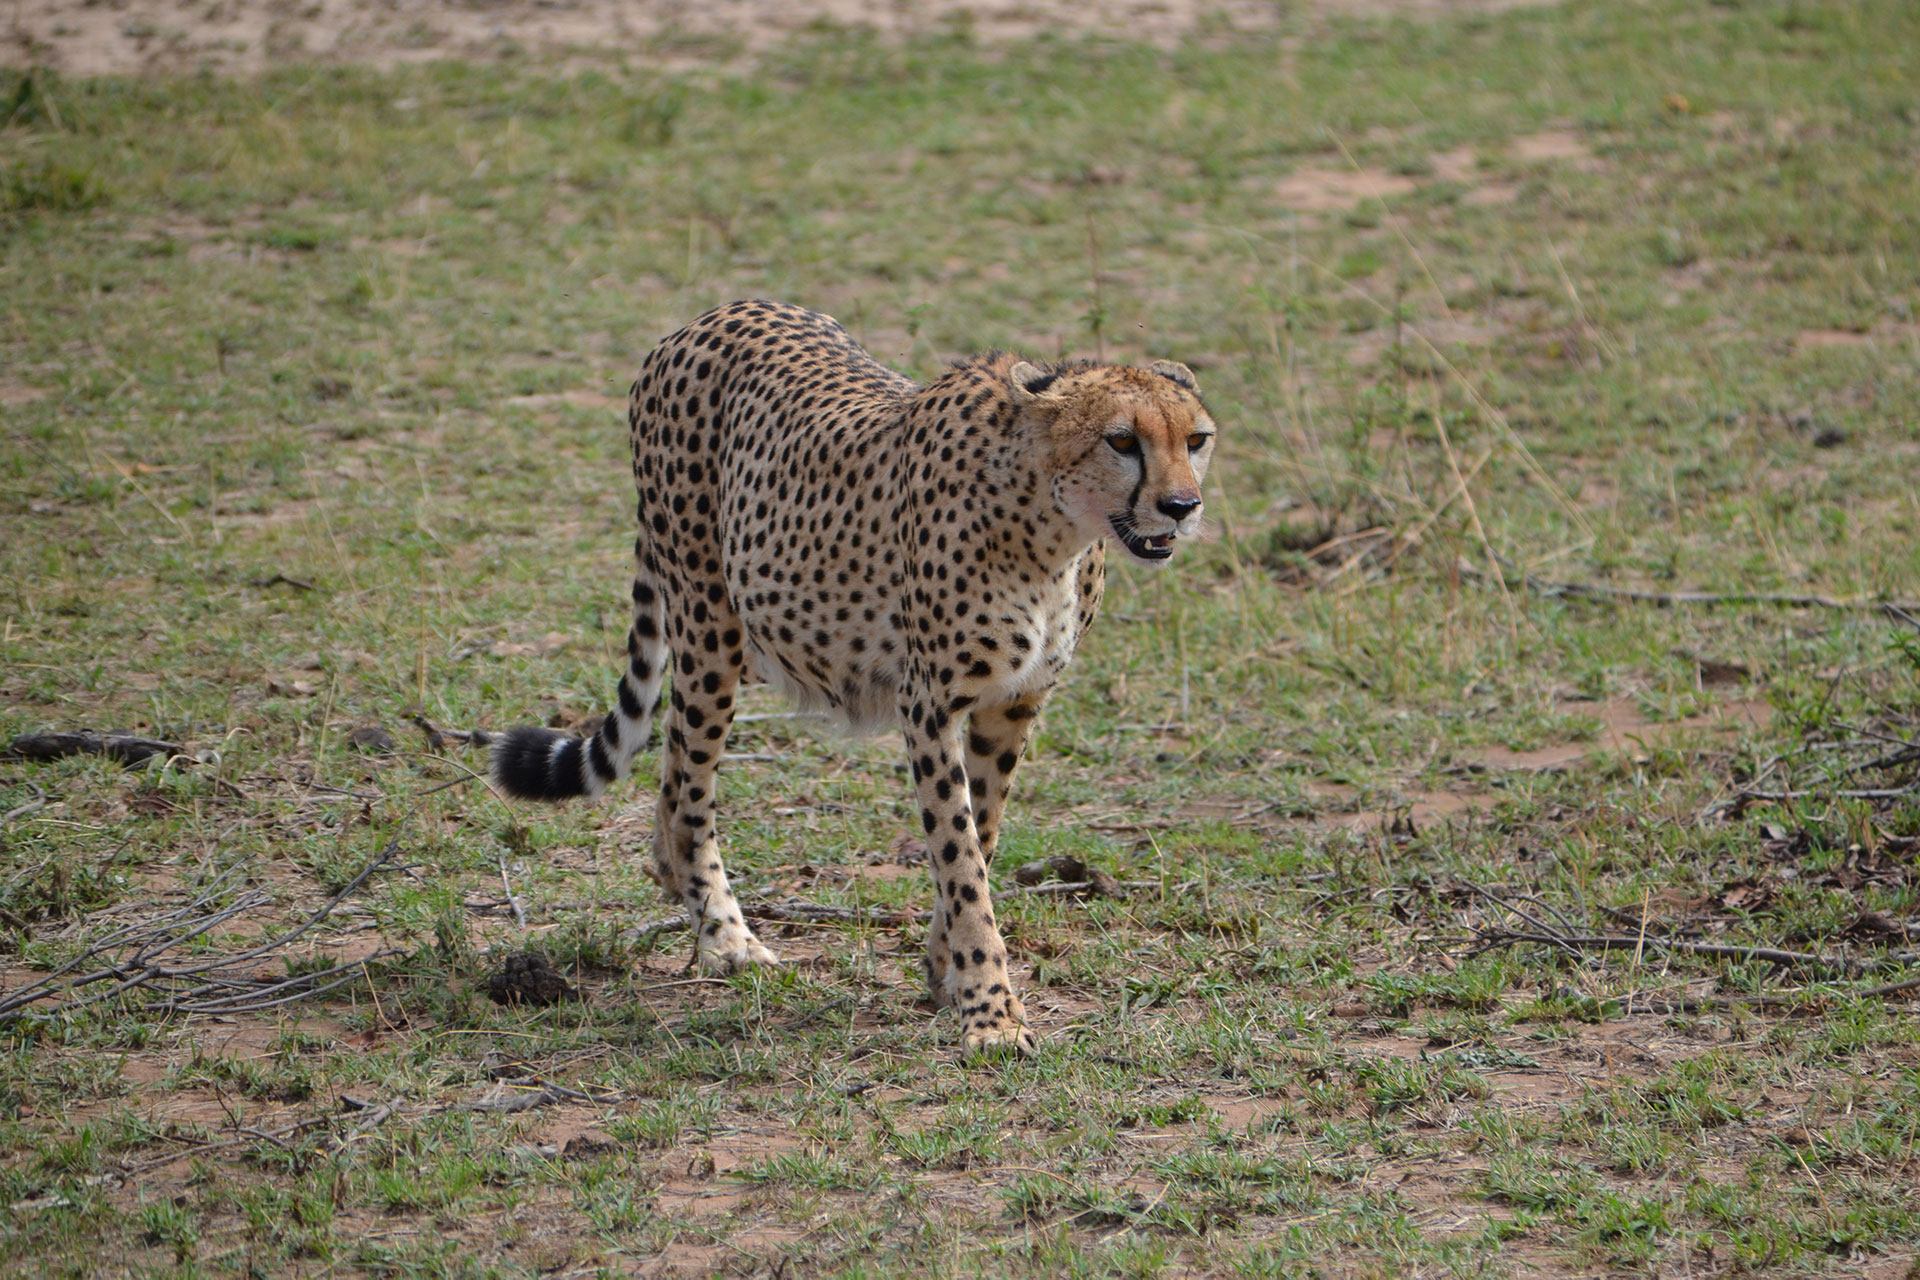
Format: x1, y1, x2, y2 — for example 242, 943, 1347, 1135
989, 567, 1089, 703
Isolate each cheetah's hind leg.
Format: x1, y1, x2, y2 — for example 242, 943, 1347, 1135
648, 641, 779, 975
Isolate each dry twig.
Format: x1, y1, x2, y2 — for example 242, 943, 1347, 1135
1469, 928, 1861, 978
1, 781, 48, 828
1468, 918, 1920, 1012
0, 840, 402, 1022
498, 856, 528, 929
1468, 566, 1920, 618
411, 716, 492, 750
462, 1078, 615, 1114
248, 572, 316, 592
4, 731, 184, 767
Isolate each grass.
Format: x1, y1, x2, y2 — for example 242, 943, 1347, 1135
2, 0, 1920, 1274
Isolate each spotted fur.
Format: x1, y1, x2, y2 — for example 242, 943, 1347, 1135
491, 300, 1218, 1054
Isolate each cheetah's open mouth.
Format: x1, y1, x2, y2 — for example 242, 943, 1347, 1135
1111, 518, 1177, 561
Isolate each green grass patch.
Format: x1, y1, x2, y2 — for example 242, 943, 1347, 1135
2, 0, 1920, 1274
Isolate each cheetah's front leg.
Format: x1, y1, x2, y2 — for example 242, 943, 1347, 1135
963, 696, 1047, 867
902, 694, 1035, 1056
924, 694, 1047, 1006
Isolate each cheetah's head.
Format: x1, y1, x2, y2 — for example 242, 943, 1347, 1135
1009, 358, 1216, 565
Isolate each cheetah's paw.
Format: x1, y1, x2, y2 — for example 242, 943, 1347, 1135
961, 1020, 1039, 1058
697, 939, 781, 975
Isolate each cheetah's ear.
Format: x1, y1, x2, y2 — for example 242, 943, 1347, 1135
1008, 361, 1064, 408
1148, 360, 1200, 395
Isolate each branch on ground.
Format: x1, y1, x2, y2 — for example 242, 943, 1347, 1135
1456, 557, 1920, 618
1468, 925, 1920, 998
4, 730, 186, 767
0, 840, 403, 1023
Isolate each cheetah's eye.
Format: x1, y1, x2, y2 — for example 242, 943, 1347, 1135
1187, 433, 1212, 452
1106, 433, 1139, 455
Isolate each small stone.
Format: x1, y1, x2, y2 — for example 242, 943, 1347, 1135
1013, 854, 1088, 886
345, 725, 396, 754
508, 1143, 561, 1162
1010, 854, 1122, 897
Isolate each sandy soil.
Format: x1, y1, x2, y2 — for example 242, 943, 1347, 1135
3, 0, 1549, 78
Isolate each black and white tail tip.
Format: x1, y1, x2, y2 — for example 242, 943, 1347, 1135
490, 726, 606, 802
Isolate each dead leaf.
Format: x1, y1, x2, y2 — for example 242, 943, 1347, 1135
1713, 879, 1774, 914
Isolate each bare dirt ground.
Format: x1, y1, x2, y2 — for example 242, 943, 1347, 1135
3, 0, 1549, 77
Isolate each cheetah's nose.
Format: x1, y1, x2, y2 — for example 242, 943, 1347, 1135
1156, 495, 1201, 521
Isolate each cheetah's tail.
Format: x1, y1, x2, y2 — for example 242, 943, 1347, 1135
488, 580, 668, 802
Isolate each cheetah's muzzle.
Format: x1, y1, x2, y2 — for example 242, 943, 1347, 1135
487, 300, 1219, 1058
1109, 517, 1179, 561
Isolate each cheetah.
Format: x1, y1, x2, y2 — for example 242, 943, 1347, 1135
491, 300, 1217, 1054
